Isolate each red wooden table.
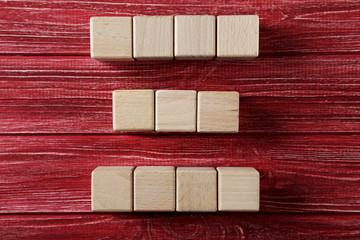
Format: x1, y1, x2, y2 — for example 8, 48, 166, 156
1, 0, 360, 239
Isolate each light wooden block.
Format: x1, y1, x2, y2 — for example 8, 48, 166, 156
90, 17, 133, 61
197, 91, 239, 133
155, 90, 196, 132
217, 167, 260, 211
91, 166, 134, 212
133, 16, 174, 60
134, 166, 175, 212
217, 15, 259, 59
176, 167, 217, 212
175, 15, 215, 60
113, 90, 154, 131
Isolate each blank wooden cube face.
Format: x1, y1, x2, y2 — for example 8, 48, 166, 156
91, 166, 134, 212
90, 17, 133, 61
134, 166, 175, 212
155, 90, 196, 132
217, 15, 259, 59
113, 90, 154, 131
175, 15, 215, 60
133, 16, 174, 60
176, 167, 217, 212
217, 167, 260, 211
197, 91, 239, 133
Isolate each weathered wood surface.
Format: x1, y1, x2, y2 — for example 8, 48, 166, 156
0, 135, 359, 213
1, 0, 360, 55
1, 56, 360, 134
1, 0, 360, 238
3, 55, 359, 97
1, 213, 360, 240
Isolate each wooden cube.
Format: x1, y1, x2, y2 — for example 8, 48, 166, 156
113, 90, 154, 131
217, 15, 259, 59
90, 17, 133, 61
155, 90, 196, 132
133, 16, 174, 60
217, 167, 260, 211
175, 15, 216, 60
176, 167, 217, 212
91, 166, 134, 212
197, 91, 239, 133
134, 166, 175, 212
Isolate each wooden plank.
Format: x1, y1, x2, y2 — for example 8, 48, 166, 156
1, 1, 360, 55
1, 55, 360, 134
0, 134, 359, 213
2, 96, 360, 134
2, 55, 359, 97
0, 213, 359, 239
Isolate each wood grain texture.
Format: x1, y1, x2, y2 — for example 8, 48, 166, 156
134, 166, 175, 212
175, 15, 216, 60
112, 90, 154, 131
217, 15, 259, 59
1, 0, 360, 56
91, 166, 134, 212
90, 17, 133, 61
1, 134, 359, 213
2, 55, 360, 134
217, 167, 260, 212
155, 90, 196, 132
1, 0, 360, 237
176, 167, 217, 212
197, 91, 239, 133
133, 16, 174, 60
1, 213, 359, 240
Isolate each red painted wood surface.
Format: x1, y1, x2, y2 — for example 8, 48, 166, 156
1, 56, 360, 134
1, 135, 360, 213
1, 0, 360, 56
1, 214, 360, 240
1, 0, 360, 239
